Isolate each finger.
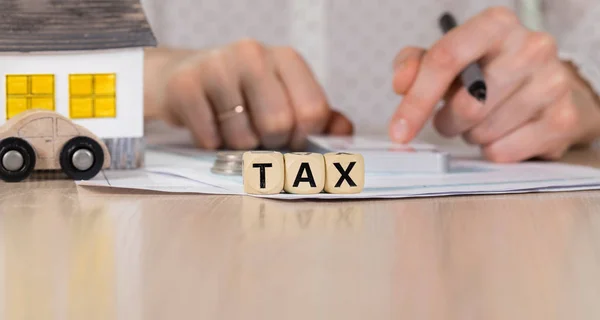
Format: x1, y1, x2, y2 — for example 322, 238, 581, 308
179, 93, 222, 150
392, 47, 426, 94
272, 46, 331, 150
390, 7, 522, 143
483, 93, 579, 163
164, 65, 222, 149
233, 40, 294, 149
465, 61, 569, 145
434, 30, 557, 137
442, 79, 462, 102
325, 110, 354, 135
201, 50, 260, 150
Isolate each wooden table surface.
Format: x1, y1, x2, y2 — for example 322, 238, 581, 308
2, 142, 600, 320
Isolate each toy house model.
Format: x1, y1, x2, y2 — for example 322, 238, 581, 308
0, 0, 157, 169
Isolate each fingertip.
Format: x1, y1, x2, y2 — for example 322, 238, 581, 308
482, 144, 517, 163
392, 47, 426, 70
388, 117, 412, 143
326, 111, 354, 135
390, 95, 430, 144
192, 136, 221, 150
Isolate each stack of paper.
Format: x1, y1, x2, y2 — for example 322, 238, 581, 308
78, 145, 600, 200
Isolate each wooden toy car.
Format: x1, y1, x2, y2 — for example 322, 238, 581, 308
0, 109, 111, 182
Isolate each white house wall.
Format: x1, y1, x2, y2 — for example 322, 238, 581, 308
0, 48, 144, 139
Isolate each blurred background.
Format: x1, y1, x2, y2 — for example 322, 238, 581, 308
140, 0, 544, 143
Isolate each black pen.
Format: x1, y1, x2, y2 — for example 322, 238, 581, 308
438, 12, 487, 102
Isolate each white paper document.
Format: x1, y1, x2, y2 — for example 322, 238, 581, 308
78, 146, 600, 200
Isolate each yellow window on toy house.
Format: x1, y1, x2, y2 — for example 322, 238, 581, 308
5, 75, 55, 119
69, 74, 116, 119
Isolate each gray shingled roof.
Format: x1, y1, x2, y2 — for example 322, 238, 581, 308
0, 0, 157, 52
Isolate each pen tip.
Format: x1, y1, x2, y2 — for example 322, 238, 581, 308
473, 88, 487, 102
468, 82, 487, 102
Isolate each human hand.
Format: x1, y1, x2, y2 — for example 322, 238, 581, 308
390, 7, 600, 162
144, 40, 353, 150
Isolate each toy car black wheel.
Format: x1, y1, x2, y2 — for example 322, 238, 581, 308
60, 136, 105, 181
0, 137, 36, 182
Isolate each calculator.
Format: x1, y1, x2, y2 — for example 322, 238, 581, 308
307, 135, 449, 174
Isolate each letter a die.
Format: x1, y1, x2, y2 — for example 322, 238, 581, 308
284, 153, 325, 194
243, 151, 285, 195
324, 153, 365, 194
